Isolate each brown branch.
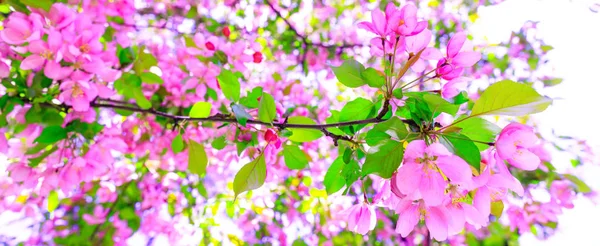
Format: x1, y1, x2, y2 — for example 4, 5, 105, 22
264, 0, 364, 69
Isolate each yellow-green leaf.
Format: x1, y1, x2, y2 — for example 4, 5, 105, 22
287, 116, 323, 142
233, 154, 267, 199
189, 102, 212, 118
471, 80, 552, 116
188, 140, 208, 176
258, 93, 276, 122
47, 190, 59, 212
140, 72, 164, 84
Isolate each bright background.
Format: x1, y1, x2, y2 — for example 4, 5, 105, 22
471, 0, 600, 244
2, 0, 600, 245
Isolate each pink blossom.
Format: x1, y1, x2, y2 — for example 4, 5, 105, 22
395, 199, 449, 241
473, 155, 524, 218
496, 123, 541, 170
83, 205, 108, 224
404, 29, 442, 72
343, 202, 376, 235
436, 32, 481, 80
390, 4, 428, 36
0, 12, 43, 45
357, 3, 398, 37
395, 140, 473, 206
20, 31, 72, 80
44, 3, 76, 30
550, 180, 575, 209
58, 80, 99, 112
442, 77, 469, 99
68, 31, 104, 59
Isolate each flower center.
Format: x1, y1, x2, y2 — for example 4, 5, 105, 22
80, 44, 90, 53
72, 84, 84, 97
41, 50, 54, 60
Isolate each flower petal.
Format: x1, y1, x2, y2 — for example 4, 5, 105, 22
447, 32, 466, 58
20, 55, 45, 70
452, 51, 481, 67
425, 206, 449, 241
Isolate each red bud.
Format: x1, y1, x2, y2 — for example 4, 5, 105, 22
222, 27, 231, 38
205, 42, 215, 51
253, 51, 263, 63
264, 129, 278, 142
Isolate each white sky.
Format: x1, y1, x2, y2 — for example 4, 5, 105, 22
471, 0, 600, 244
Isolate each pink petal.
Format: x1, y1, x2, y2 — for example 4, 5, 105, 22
0, 62, 9, 78
447, 32, 466, 58
496, 134, 517, 160
395, 202, 420, 237
473, 187, 491, 217
357, 22, 375, 34
452, 51, 481, 67
71, 97, 90, 112
512, 130, 539, 148
356, 205, 376, 234
488, 173, 524, 196
421, 47, 443, 60
425, 206, 449, 241
47, 30, 63, 52
28, 40, 48, 54
509, 149, 540, 171
420, 172, 446, 206
371, 9, 387, 36
20, 55, 45, 70
462, 203, 487, 227
427, 143, 452, 157
437, 155, 472, 184
395, 162, 422, 196
442, 77, 469, 99
0, 28, 25, 45
404, 140, 427, 161
44, 61, 71, 80
446, 205, 465, 235
405, 29, 431, 53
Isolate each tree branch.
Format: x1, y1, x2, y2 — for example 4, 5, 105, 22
264, 0, 364, 68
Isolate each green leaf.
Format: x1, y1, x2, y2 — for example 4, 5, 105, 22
21, 0, 52, 11
133, 47, 158, 74
283, 144, 309, 170
47, 190, 59, 212
132, 88, 151, 109
140, 72, 164, 84
452, 117, 500, 151
189, 102, 212, 118
471, 80, 552, 116
258, 92, 276, 122
542, 78, 563, 87
491, 200, 504, 217
35, 126, 67, 144
217, 69, 241, 102
339, 98, 375, 122
233, 154, 267, 199
362, 139, 404, 179
331, 59, 367, 88
341, 160, 361, 194
211, 136, 227, 150
324, 157, 346, 194
287, 116, 323, 142
324, 110, 347, 136
563, 174, 592, 193
239, 87, 263, 108
232, 104, 252, 126
405, 92, 459, 117
171, 134, 184, 154
339, 98, 375, 134
361, 68, 385, 88
423, 94, 459, 116
439, 133, 481, 171
188, 140, 208, 176
364, 117, 409, 146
